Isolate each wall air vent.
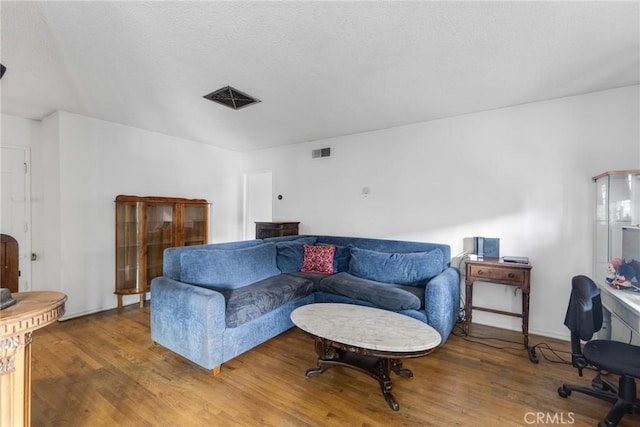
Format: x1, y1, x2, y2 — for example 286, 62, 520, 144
203, 86, 260, 110
312, 147, 331, 159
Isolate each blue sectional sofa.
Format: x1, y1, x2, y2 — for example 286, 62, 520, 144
150, 235, 460, 373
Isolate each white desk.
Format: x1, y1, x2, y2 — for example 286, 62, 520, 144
596, 281, 640, 343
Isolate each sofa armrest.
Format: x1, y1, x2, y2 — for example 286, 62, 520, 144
424, 267, 461, 344
151, 276, 226, 370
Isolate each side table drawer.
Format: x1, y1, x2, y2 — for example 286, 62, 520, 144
469, 265, 524, 284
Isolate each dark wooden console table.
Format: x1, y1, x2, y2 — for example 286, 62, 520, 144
464, 258, 532, 348
255, 222, 299, 239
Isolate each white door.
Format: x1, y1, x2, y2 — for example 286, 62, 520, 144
244, 172, 273, 239
0, 146, 31, 291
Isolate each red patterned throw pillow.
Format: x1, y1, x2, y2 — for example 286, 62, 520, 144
301, 244, 336, 274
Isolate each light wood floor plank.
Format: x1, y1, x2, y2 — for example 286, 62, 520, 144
29, 305, 639, 426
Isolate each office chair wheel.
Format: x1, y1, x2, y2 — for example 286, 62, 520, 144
557, 386, 570, 398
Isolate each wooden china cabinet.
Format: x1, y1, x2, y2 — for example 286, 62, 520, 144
115, 195, 209, 308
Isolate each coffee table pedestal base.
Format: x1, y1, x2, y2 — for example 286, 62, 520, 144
306, 338, 429, 411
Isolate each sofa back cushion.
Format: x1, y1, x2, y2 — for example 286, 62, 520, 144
180, 243, 281, 289
163, 239, 264, 280
275, 237, 318, 273
348, 247, 444, 286
316, 236, 450, 269
321, 243, 353, 273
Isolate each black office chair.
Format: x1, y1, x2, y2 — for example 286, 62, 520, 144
558, 275, 640, 426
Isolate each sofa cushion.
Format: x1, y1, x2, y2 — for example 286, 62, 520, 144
301, 244, 335, 274
180, 243, 281, 289
287, 271, 328, 289
275, 237, 318, 273
318, 272, 423, 311
348, 247, 443, 286
316, 236, 451, 267
222, 274, 315, 328
163, 239, 264, 280
319, 243, 353, 273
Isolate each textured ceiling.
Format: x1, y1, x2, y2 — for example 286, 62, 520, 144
1, 1, 638, 152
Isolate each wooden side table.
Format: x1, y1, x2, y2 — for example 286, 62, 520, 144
0, 291, 67, 426
464, 258, 532, 348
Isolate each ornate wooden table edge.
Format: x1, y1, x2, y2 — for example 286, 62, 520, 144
1, 291, 67, 427
291, 303, 441, 411
305, 335, 435, 411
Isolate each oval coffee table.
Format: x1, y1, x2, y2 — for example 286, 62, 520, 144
290, 303, 441, 411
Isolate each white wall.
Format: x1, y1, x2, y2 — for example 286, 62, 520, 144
40, 112, 62, 296
243, 85, 640, 339
243, 171, 273, 239
3, 86, 639, 335
5, 111, 245, 318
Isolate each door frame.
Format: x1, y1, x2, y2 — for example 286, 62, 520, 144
0, 144, 32, 292
243, 171, 273, 240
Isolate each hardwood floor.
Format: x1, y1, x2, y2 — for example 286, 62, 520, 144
30, 305, 638, 426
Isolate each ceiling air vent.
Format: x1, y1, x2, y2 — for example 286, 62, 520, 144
312, 147, 331, 159
203, 86, 260, 110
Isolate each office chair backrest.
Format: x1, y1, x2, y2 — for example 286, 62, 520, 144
563, 275, 603, 357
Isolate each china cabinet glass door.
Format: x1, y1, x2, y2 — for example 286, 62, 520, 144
145, 203, 175, 284
115, 201, 141, 294
183, 204, 207, 246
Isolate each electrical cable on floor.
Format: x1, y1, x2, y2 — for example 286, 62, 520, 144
452, 320, 572, 365
527, 342, 572, 365
451, 253, 571, 366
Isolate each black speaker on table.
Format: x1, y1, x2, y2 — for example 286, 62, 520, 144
474, 237, 500, 259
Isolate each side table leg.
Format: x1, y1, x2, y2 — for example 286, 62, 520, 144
522, 290, 530, 348
464, 281, 473, 335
